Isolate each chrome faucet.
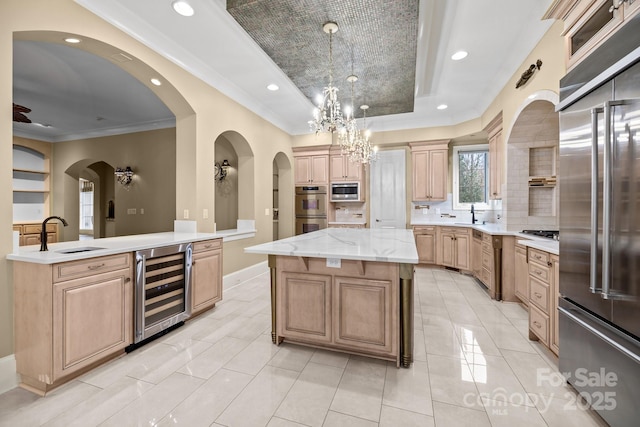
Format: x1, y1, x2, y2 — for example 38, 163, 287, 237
40, 216, 68, 251
471, 204, 477, 224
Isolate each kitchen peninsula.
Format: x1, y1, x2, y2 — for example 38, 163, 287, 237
7, 230, 225, 395
245, 228, 419, 367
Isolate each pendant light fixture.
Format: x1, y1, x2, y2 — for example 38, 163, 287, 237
337, 74, 359, 152
347, 105, 377, 164
309, 22, 345, 134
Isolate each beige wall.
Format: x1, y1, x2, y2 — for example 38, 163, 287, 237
214, 136, 239, 230
52, 128, 177, 240
1, 0, 294, 358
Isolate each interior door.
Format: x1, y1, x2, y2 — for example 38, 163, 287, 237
370, 150, 406, 229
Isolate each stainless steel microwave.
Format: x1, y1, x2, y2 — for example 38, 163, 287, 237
330, 182, 361, 202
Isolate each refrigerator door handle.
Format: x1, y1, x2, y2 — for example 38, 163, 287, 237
602, 101, 613, 300
559, 306, 640, 364
590, 107, 603, 294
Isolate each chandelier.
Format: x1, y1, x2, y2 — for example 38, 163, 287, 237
309, 22, 344, 134
345, 105, 377, 164
337, 74, 359, 152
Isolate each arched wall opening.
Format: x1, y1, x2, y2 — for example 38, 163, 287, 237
214, 130, 254, 230
504, 94, 559, 231
273, 151, 293, 240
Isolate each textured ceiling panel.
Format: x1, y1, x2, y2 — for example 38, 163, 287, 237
227, 0, 419, 119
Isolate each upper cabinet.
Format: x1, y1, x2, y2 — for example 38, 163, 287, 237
544, 0, 640, 70
330, 149, 363, 183
485, 114, 503, 200
293, 146, 330, 185
409, 141, 449, 202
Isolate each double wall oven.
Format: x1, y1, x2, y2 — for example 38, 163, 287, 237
295, 185, 327, 235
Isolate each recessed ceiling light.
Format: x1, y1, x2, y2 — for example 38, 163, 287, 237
64, 37, 81, 44
451, 51, 468, 61
528, 94, 537, 99
267, 83, 279, 91
172, 1, 194, 17
437, 104, 448, 110
151, 78, 162, 86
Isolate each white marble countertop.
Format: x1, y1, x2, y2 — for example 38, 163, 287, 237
328, 221, 367, 225
517, 239, 559, 255
245, 228, 419, 264
7, 232, 222, 264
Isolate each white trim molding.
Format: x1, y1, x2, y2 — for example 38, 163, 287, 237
223, 261, 268, 291
0, 354, 18, 394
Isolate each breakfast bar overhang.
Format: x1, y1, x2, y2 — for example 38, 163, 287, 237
245, 228, 419, 367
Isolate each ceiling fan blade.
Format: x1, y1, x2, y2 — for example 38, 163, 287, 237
13, 103, 32, 123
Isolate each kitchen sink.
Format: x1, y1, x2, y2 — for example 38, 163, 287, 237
56, 246, 105, 254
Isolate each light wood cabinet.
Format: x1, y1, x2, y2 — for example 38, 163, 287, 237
279, 272, 332, 343
191, 239, 223, 316
413, 226, 437, 264
544, 0, 640, 71
438, 227, 471, 271
14, 222, 58, 246
472, 231, 482, 278
514, 243, 529, 305
293, 146, 330, 185
330, 152, 362, 182
328, 223, 366, 229
527, 247, 559, 355
14, 253, 133, 395
485, 114, 503, 200
409, 141, 449, 202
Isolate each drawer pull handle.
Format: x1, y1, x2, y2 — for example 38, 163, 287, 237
124, 277, 131, 283
534, 254, 542, 260
533, 321, 541, 328
204, 244, 212, 248
87, 263, 105, 270
535, 270, 542, 275
534, 292, 542, 298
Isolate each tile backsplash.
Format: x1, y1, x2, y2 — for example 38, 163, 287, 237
411, 194, 502, 224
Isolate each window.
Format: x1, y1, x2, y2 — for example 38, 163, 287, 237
453, 144, 490, 210
79, 178, 94, 232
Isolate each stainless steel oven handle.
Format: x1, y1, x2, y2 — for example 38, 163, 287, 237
559, 306, 640, 364
590, 107, 602, 294
602, 102, 613, 300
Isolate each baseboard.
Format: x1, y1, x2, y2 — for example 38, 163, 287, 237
0, 354, 18, 394
223, 261, 268, 290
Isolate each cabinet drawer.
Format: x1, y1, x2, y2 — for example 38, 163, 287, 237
528, 261, 550, 283
53, 253, 132, 283
481, 250, 493, 270
193, 239, 222, 253
482, 233, 492, 243
482, 241, 492, 253
413, 226, 436, 232
529, 304, 549, 346
481, 267, 491, 286
528, 248, 549, 265
515, 244, 527, 256
23, 223, 57, 234
529, 276, 549, 314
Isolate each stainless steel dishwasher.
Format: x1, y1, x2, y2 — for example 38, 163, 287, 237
134, 243, 192, 343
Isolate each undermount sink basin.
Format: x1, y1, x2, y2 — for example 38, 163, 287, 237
56, 246, 105, 254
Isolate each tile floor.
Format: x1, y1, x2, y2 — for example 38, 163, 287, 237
0, 267, 609, 427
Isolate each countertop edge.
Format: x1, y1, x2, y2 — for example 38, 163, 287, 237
517, 239, 559, 255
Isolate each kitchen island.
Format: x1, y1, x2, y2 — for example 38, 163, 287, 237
245, 228, 419, 367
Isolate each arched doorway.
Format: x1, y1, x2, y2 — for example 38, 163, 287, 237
273, 151, 293, 240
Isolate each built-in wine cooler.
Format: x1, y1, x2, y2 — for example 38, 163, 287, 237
134, 243, 192, 343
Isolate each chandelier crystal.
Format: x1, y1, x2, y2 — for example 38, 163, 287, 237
345, 105, 377, 164
309, 22, 345, 134
337, 74, 359, 152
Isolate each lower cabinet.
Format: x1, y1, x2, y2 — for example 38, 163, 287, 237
191, 239, 223, 316
472, 232, 482, 278
439, 227, 471, 271
14, 253, 133, 395
527, 247, 559, 355
550, 254, 560, 355
14, 222, 58, 246
413, 226, 437, 264
276, 257, 399, 361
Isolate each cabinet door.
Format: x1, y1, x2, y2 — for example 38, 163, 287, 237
514, 245, 529, 305
344, 157, 362, 181
330, 154, 346, 181
440, 232, 455, 267
412, 151, 430, 201
278, 272, 332, 343
415, 231, 436, 264
334, 276, 396, 356
192, 248, 223, 315
429, 149, 448, 201
489, 130, 503, 199
454, 233, 471, 270
294, 156, 311, 184
311, 155, 328, 184
53, 268, 132, 380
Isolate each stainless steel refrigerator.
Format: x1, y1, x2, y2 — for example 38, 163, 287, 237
558, 12, 640, 427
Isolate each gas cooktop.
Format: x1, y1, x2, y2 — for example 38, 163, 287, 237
521, 230, 560, 240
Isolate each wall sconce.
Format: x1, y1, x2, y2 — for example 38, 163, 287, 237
214, 159, 231, 182
115, 166, 134, 188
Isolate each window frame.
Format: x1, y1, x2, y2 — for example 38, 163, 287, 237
452, 144, 491, 211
